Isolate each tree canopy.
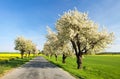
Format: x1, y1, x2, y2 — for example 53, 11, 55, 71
14, 36, 38, 58
55, 9, 114, 69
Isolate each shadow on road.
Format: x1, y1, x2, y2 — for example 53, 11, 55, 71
21, 56, 57, 68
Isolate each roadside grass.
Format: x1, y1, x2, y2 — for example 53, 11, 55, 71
45, 55, 120, 79
0, 53, 35, 77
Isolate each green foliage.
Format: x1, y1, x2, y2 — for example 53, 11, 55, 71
45, 55, 120, 79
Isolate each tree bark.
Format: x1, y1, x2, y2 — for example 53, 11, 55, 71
71, 39, 83, 69
55, 54, 58, 61
21, 50, 24, 59
71, 40, 77, 56
62, 54, 67, 63
25, 53, 27, 58
76, 54, 82, 69
28, 51, 30, 58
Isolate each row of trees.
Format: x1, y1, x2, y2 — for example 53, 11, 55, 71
43, 9, 114, 69
43, 27, 73, 63
14, 36, 38, 59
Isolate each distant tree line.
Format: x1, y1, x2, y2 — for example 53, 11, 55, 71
96, 52, 120, 55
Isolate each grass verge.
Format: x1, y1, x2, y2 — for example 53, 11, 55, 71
0, 57, 33, 76
44, 55, 120, 79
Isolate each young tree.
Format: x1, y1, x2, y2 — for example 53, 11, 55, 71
31, 43, 38, 56
15, 36, 38, 58
25, 40, 34, 57
43, 41, 54, 58
46, 26, 59, 60
45, 26, 73, 62
14, 36, 27, 58
60, 43, 73, 63
56, 9, 114, 69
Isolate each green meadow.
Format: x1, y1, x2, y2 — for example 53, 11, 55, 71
45, 55, 120, 79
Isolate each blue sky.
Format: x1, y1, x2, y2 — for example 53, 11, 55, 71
0, 0, 120, 52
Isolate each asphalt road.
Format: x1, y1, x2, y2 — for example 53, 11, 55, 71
0, 56, 76, 79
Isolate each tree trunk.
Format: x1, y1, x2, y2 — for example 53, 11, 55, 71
76, 54, 82, 69
71, 39, 83, 69
55, 54, 57, 61
46, 54, 49, 57
21, 51, 24, 59
28, 51, 30, 58
25, 53, 27, 58
62, 54, 67, 63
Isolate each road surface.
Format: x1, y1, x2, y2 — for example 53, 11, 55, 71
0, 56, 76, 79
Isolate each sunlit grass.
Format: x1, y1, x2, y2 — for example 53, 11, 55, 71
45, 55, 120, 79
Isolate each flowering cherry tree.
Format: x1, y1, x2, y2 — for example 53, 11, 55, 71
14, 36, 27, 58
44, 26, 73, 62
14, 36, 38, 58
56, 9, 114, 69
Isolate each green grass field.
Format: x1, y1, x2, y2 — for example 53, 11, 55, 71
45, 55, 120, 79
0, 53, 34, 76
